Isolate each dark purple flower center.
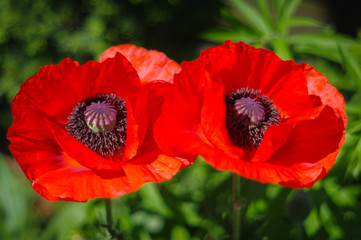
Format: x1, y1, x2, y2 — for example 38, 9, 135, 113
225, 88, 280, 150
66, 93, 127, 158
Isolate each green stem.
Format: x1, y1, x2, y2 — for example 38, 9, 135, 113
105, 199, 113, 229
232, 174, 241, 240
104, 199, 122, 240
295, 222, 303, 240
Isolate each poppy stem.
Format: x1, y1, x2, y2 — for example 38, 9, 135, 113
232, 173, 241, 240
105, 199, 113, 229
104, 198, 122, 240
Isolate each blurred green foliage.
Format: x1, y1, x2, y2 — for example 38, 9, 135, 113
1, 0, 361, 239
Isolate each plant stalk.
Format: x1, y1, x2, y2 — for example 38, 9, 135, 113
232, 173, 241, 240
104, 198, 122, 240
105, 198, 113, 229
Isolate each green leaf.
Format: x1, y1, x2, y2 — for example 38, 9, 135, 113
346, 103, 361, 116
220, 8, 250, 29
338, 43, 361, 91
351, 136, 361, 177
323, 178, 361, 207
179, 202, 203, 226
357, 139, 361, 172
254, 0, 273, 28
271, 38, 293, 60
294, 45, 341, 62
171, 225, 190, 240
139, 183, 172, 218
39, 202, 89, 240
341, 133, 361, 177
282, 17, 323, 28
304, 209, 321, 238
279, 0, 302, 22
274, 0, 287, 20
291, 31, 355, 45
201, 28, 258, 43
0, 155, 32, 237
138, 229, 152, 240
319, 203, 344, 239
291, 32, 356, 62
228, 0, 272, 35
347, 119, 361, 134
246, 199, 268, 221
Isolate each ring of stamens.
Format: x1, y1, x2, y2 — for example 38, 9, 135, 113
66, 93, 127, 158
225, 88, 280, 150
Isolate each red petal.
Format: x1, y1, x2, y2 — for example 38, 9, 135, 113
252, 104, 326, 163
93, 53, 142, 98
122, 80, 191, 191
268, 106, 344, 169
31, 161, 130, 202
302, 63, 347, 127
156, 119, 324, 186
154, 62, 203, 158
122, 154, 186, 191
16, 54, 141, 125
46, 118, 123, 171
30, 150, 187, 202
8, 91, 68, 181
201, 79, 246, 158
122, 100, 140, 161
199, 41, 315, 117
142, 81, 172, 125
251, 122, 295, 163
131, 80, 192, 167
99, 44, 181, 83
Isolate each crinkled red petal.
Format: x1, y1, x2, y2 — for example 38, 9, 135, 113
14, 53, 141, 125
154, 62, 203, 158
30, 154, 130, 201
302, 63, 347, 127
46, 118, 124, 170
198, 41, 316, 118
201, 78, 246, 158
122, 99, 140, 161
251, 104, 327, 163
121, 80, 191, 192
269, 106, 343, 167
99, 44, 181, 83
26, 147, 187, 202
122, 154, 187, 192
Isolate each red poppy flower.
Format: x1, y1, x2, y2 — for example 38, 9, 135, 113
154, 41, 346, 188
8, 45, 189, 202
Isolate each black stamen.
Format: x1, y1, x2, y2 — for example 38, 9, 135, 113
66, 93, 127, 158
225, 88, 280, 150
